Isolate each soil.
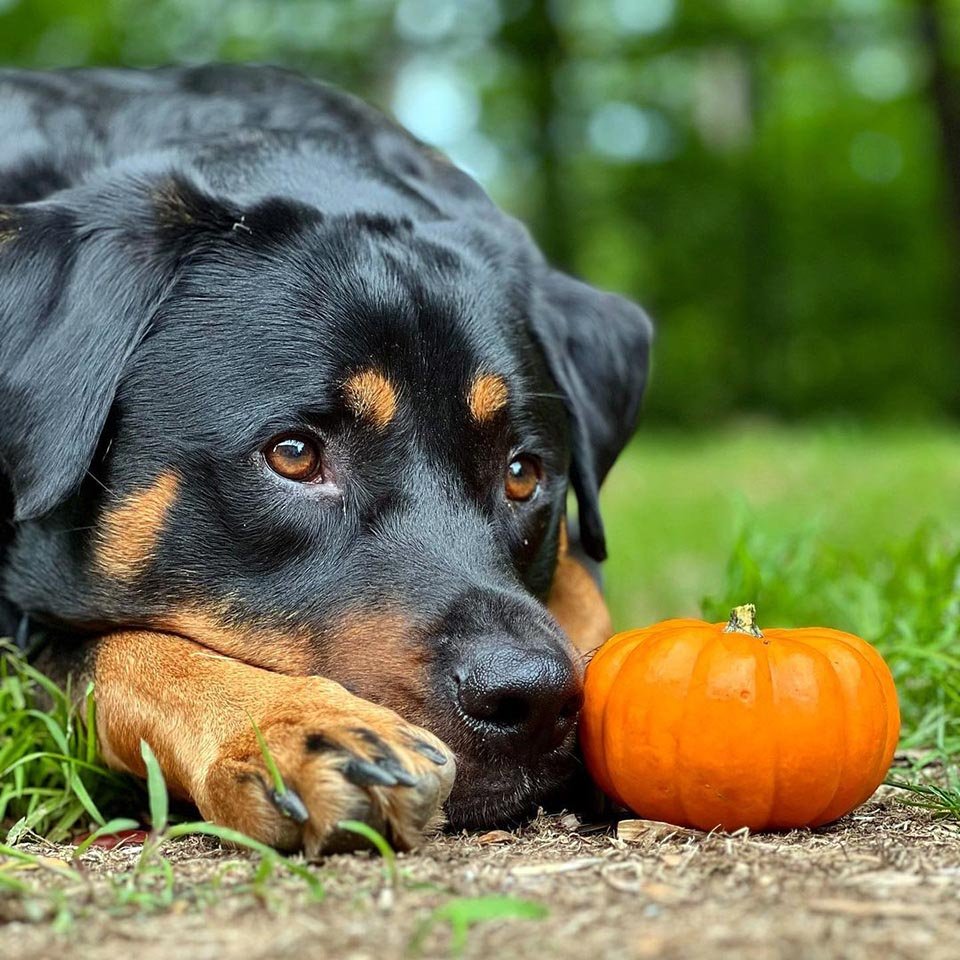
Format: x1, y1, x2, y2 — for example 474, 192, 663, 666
2, 786, 959, 960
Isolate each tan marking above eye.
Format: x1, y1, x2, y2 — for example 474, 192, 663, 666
343, 370, 397, 428
95, 472, 179, 580
467, 373, 508, 424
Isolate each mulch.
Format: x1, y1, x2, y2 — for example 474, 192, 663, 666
2, 785, 959, 960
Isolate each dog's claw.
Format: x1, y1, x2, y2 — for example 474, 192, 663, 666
350, 728, 421, 785
343, 757, 399, 787
380, 760, 418, 787
269, 787, 309, 824
411, 738, 449, 766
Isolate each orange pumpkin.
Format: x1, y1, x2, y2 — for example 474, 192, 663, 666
580, 604, 900, 831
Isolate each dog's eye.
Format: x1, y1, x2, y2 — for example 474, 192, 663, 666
264, 434, 324, 482
505, 455, 542, 502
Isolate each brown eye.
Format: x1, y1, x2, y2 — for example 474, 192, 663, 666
505, 455, 542, 502
264, 434, 323, 482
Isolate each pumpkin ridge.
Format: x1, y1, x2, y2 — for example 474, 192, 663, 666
598, 640, 635, 806
848, 647, 896, 811
805, 630, 894, 811
760, 633, 845, 827
673, 632, 706, 826
762, 639, 781, 830
864, 666, 894, 807
673, 629, 717, 829
592, 629, 651, 805
803, 639, 852, 826
608, 628, 678, 813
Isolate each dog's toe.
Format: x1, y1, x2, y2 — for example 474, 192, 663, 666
201, 690, 456, 857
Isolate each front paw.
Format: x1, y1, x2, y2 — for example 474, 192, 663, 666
199, 682, 456, 857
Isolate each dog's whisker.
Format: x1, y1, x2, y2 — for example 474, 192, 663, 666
84, 469, 116, 497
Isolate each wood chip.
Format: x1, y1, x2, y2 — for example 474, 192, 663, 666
617, 819, 703, 842
475, 830, 515, 846
510, 858, 605, 877
809, 898, 935, 919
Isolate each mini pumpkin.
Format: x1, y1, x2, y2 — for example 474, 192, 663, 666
580, 604, 900, 831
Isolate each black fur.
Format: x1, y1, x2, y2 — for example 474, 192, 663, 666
0, 65, 652, 827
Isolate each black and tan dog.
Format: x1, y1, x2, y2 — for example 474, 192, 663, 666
0, 65, 651, 855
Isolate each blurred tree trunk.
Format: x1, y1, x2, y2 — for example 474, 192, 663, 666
918, 0, 960, 241
917, 0, 960, 234
499, 0, 571, 269
916, 0, 960, 410
737, 43, 778, 412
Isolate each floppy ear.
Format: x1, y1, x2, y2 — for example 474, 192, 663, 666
0, 175, 294, 523
530, 269, 653, 562
0, 194, 176, 521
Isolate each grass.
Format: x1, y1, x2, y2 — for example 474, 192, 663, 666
0, 646, 141, 843
0, 734, 326, 928
410, 896, 548, 956
1, 421, 959, 930
0, 723, 542, 948
602, 420, 960, 625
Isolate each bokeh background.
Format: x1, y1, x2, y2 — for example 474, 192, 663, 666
2, 0, 959, 625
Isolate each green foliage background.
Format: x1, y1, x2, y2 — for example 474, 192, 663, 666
3, 0, 958, 426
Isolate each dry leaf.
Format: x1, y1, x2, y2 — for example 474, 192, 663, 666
617, 819, 702, 842
511, 858, 604, 877
475, 830, 516, 846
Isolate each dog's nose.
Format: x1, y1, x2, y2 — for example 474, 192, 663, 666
455, 638, 583, 754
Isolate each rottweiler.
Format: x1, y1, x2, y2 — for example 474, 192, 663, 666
0, 65, 652, 855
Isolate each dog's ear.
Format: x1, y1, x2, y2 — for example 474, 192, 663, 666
0, 195, 176, 521
0, 175, 295, 522
529, 269, 653, 562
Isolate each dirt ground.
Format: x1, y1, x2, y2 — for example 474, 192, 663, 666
2, 785, 959, 960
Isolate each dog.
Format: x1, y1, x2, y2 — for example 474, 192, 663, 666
0, 65, 652, 855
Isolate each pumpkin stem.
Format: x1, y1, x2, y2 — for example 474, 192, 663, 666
723, 603, 764, 638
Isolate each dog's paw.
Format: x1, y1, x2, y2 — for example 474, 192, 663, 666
198, 678, 456, 856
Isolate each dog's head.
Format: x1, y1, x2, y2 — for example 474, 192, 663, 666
0, 169, 651, 826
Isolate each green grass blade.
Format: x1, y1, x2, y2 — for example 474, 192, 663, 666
84, 685, 97, 766
336, 819, 398, 885
245, 711, 286, 795
0, 871, 34, 894
64, 762, 106, 826
0, 842, 79, 880
410, 895, 548, 956
0, 644, 129, 839
139, 740, 168, 835
0, 751, 128, 781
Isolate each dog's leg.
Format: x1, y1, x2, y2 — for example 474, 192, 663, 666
78, 630, 455, 856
